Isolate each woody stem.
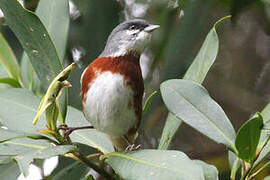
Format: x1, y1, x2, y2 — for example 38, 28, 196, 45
73, 151, 113, 179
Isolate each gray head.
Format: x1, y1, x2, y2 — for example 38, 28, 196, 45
100, 19, 159, 57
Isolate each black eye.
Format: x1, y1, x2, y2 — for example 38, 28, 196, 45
129, 25, 136, 30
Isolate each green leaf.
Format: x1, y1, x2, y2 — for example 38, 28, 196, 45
15, 145, 75, 176
71, 130, 114, 155
20, 53, 40, 91
0, 128, 27, 142
0, 157, 12, 164
48, 157, 89, 180
0, 137, 74, 177
251, 102, 270, 169
0, 77, 21, 87
0, 129, 47, 143
193, 160, 219, 180
102, 149, 204, 180
160, 16, 231, 150
0, 88, 46, 133
36, 0, 70, 61
0, 64, 8, 77
0, 0, 63, 89
0, 0, 69, 122
66, 107, 115, 154
235, 113, 263, 162
0, 32, 23, 86
160, 79, 236, 151
0, 138, 53, 156
262, 103, 270, 124
183, 15, 231, 84
21, 0, 70, 115
33, 63, 74, 125
143, 90, 157, 114
0, 162, 20, 179
0, 64, 9, 89
45, 102, 59, 131
158, 112, 182, 150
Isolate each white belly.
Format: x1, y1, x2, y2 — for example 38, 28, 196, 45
82, 71, 137, 137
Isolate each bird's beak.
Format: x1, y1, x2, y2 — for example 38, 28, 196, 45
144, 24, 160, 32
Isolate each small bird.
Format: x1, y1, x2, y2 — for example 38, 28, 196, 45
80, 19, 159, 151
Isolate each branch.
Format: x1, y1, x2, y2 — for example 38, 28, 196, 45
73, 151, 113, 180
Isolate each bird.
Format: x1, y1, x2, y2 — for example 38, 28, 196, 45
80, 19, 159, 151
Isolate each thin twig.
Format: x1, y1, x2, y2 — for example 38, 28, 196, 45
87, 153, 102, 159
54, 125, 111, 179
73, 151, 113, 180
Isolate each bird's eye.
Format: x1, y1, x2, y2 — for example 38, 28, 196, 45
129, 25, 136, 30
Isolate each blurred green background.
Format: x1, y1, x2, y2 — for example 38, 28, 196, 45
1, 0, 270, 178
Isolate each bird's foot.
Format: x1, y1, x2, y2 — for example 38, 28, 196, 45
58, 124, 94, 139
125, 144, 141, 151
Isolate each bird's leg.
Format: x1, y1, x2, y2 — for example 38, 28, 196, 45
123, 135, 141, 151
58, 124, 94, 139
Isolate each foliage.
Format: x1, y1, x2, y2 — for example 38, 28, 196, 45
0, 0, 270, 179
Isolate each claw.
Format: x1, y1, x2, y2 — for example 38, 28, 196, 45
125, 144, 141, 151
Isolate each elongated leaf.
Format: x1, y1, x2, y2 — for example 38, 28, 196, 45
0, 64, 9, 89
0, 88, 46, 133
0, 32, 23, 85
0, 129, 47, 143
0, 64, 8, 77
0, 157, 12, 164
262, 103, 270, 130
16, 145, 75, 176
158, 112, 182, 150
262, 103, 270, 119
33, 63, 74, 125
49, 157, 89, 180
0, 128, 27, 142
0, 0, 63, 89
0, 0, 69, 121
0, 77, 21, 87
250, 102, 270, 170
0, 138, 53, 156
0, 162, 20, 179
36, 0, 69, 61
21, 0, 70, 80
193, 160, 219, 180
161, 79, 236, 151
235, 113, 263, 162
183, 15, 231, 84
143, 91, 157, 114
0, 136, 74, 176
159, 16, 231, 150
21, 0, 70, 116
20, 54, 38, 91
102, 149, 204, 180
71, 130, 114, 154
